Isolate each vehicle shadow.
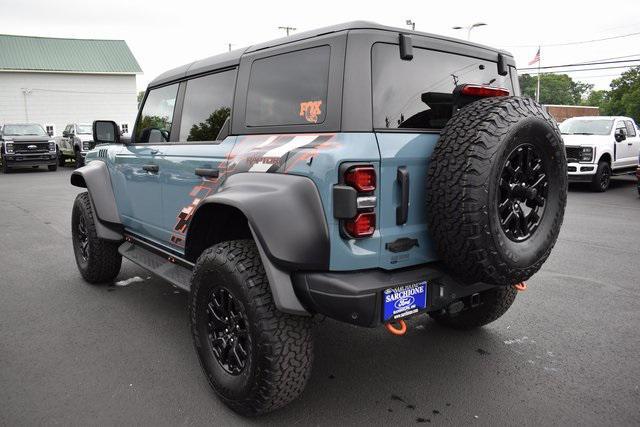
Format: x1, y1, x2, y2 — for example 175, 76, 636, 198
568, 175, 636, 193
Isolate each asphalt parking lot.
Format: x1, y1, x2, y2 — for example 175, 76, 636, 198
1, 166, 639, 426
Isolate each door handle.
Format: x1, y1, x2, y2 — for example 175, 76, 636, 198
142, 164, 159, 173
396, 166, 409, 225
194, 168, 219, 178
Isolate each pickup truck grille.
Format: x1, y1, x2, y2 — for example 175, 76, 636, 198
565, 147, 581, 162
13, 142, 50, 154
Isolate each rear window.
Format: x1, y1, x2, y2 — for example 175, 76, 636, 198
372, 43, 513, 130
246, 45, 330, 127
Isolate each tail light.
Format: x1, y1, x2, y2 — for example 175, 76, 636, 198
345, 166, 376, 192
342, 165, 376, 239
345, 212, 376, 238
460, 85, 510, 97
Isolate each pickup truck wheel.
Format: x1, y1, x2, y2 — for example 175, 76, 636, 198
1, 162, 10, 173
590, 161, 611, 192
75, 151, 84, 168
426, 96, 567, 286
189, 240, 313, 416
430, 286, 517, 330
72, 192, 122, 283
57, 150, 65, 166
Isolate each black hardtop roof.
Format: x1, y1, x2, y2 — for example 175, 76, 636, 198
149, 20, 513, 88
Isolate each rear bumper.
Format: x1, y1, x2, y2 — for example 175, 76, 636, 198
4, 153, 57, 167
292, 263, 495, 327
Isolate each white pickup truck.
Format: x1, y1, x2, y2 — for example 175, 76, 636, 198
560, 116, 640, 192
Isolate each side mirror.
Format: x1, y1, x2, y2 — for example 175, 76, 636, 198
62, 131, 69, 138
93, 120, 121, 144
615, 128, 626, 142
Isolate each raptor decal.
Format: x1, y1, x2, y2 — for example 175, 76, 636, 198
169, 134, 338, 247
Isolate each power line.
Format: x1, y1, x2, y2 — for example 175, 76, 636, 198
504, 30, 640, 48
519, 58, 640, 71
521, 65, 637, 75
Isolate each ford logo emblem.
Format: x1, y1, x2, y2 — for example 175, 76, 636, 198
27, 144, 37, 149
394, 296, 415, 310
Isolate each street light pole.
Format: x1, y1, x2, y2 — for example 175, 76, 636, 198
278, 26, 297, 37
452, 22, 487, 40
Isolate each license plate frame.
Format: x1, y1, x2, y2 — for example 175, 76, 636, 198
382, 281, 428, 322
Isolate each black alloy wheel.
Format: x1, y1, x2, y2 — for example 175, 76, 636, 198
498, 144, 548, 242
207, 287, 250, 375
76, 214, 89, 262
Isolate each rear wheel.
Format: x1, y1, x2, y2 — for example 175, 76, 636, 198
426, 96, 567, 286
590, 160, 611, 192
430, 286, 517, 329
189, 240, 313, 416
72, 192, 122, 283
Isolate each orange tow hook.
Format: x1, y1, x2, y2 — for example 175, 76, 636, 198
513, 282, 527, 292
385, 319, 407, 336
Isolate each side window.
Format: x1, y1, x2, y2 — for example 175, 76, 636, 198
246, 46, 330, 127
134, 84, 179, 143
179, 69, 236, 141
624, 120, 636, 137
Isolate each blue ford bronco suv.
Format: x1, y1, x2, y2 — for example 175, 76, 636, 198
70, 22, 567, 415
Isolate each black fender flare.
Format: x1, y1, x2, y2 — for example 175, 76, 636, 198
188, 172, 330, 271
70, 160, 122, 241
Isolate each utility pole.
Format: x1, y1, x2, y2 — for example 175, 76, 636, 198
228, 43, 233, 52
278, 26, 296, 37
405, 20, 415, 31
21, 88, 31, 122
536, 46, 541, 102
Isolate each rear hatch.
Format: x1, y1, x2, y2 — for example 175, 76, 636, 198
371, 42, 516, 269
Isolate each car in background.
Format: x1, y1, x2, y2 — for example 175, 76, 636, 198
560, 116, 640, 192
0, 123, 58, 173
637, 152, 640, 196
58, 123, 95, 168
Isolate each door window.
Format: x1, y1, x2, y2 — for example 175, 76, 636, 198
246, 46, 331, 127
179, 69, 236, 141
624, 120, 636, 137
135, 84, 179, 143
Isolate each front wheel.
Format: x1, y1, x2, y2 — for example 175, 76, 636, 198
590, 161, 611, 192
75, 152, 85, 168
189, 240, 313, 416
430, 286, 518, 330
72, 192, 122, 283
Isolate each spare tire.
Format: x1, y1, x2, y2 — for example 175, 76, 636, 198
426, 96, 567, 286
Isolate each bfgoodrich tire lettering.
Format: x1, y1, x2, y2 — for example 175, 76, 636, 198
189, 240, 313, 416
426, 97, 567, 286
72, 192, 122, 283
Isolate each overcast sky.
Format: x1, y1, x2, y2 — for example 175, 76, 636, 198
2, 0, 639, 92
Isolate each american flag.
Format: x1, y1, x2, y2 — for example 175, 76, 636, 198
528, 47, 540, 65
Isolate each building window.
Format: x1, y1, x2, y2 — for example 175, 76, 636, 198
121, 123, 129, 134
45, 124, 55, 137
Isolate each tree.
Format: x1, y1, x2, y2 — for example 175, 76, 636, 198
582, 89, 607, 108
601, 66, 640, 123
518, 73, 593, 105
187, 107, 231, 141
137, 91, 145, 107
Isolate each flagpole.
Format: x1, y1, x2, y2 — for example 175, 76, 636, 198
536, 45, 541, 102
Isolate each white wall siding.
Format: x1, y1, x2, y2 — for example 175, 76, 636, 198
0, 71, 138, 136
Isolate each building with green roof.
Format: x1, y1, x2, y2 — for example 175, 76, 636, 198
0, 34, 142, 137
